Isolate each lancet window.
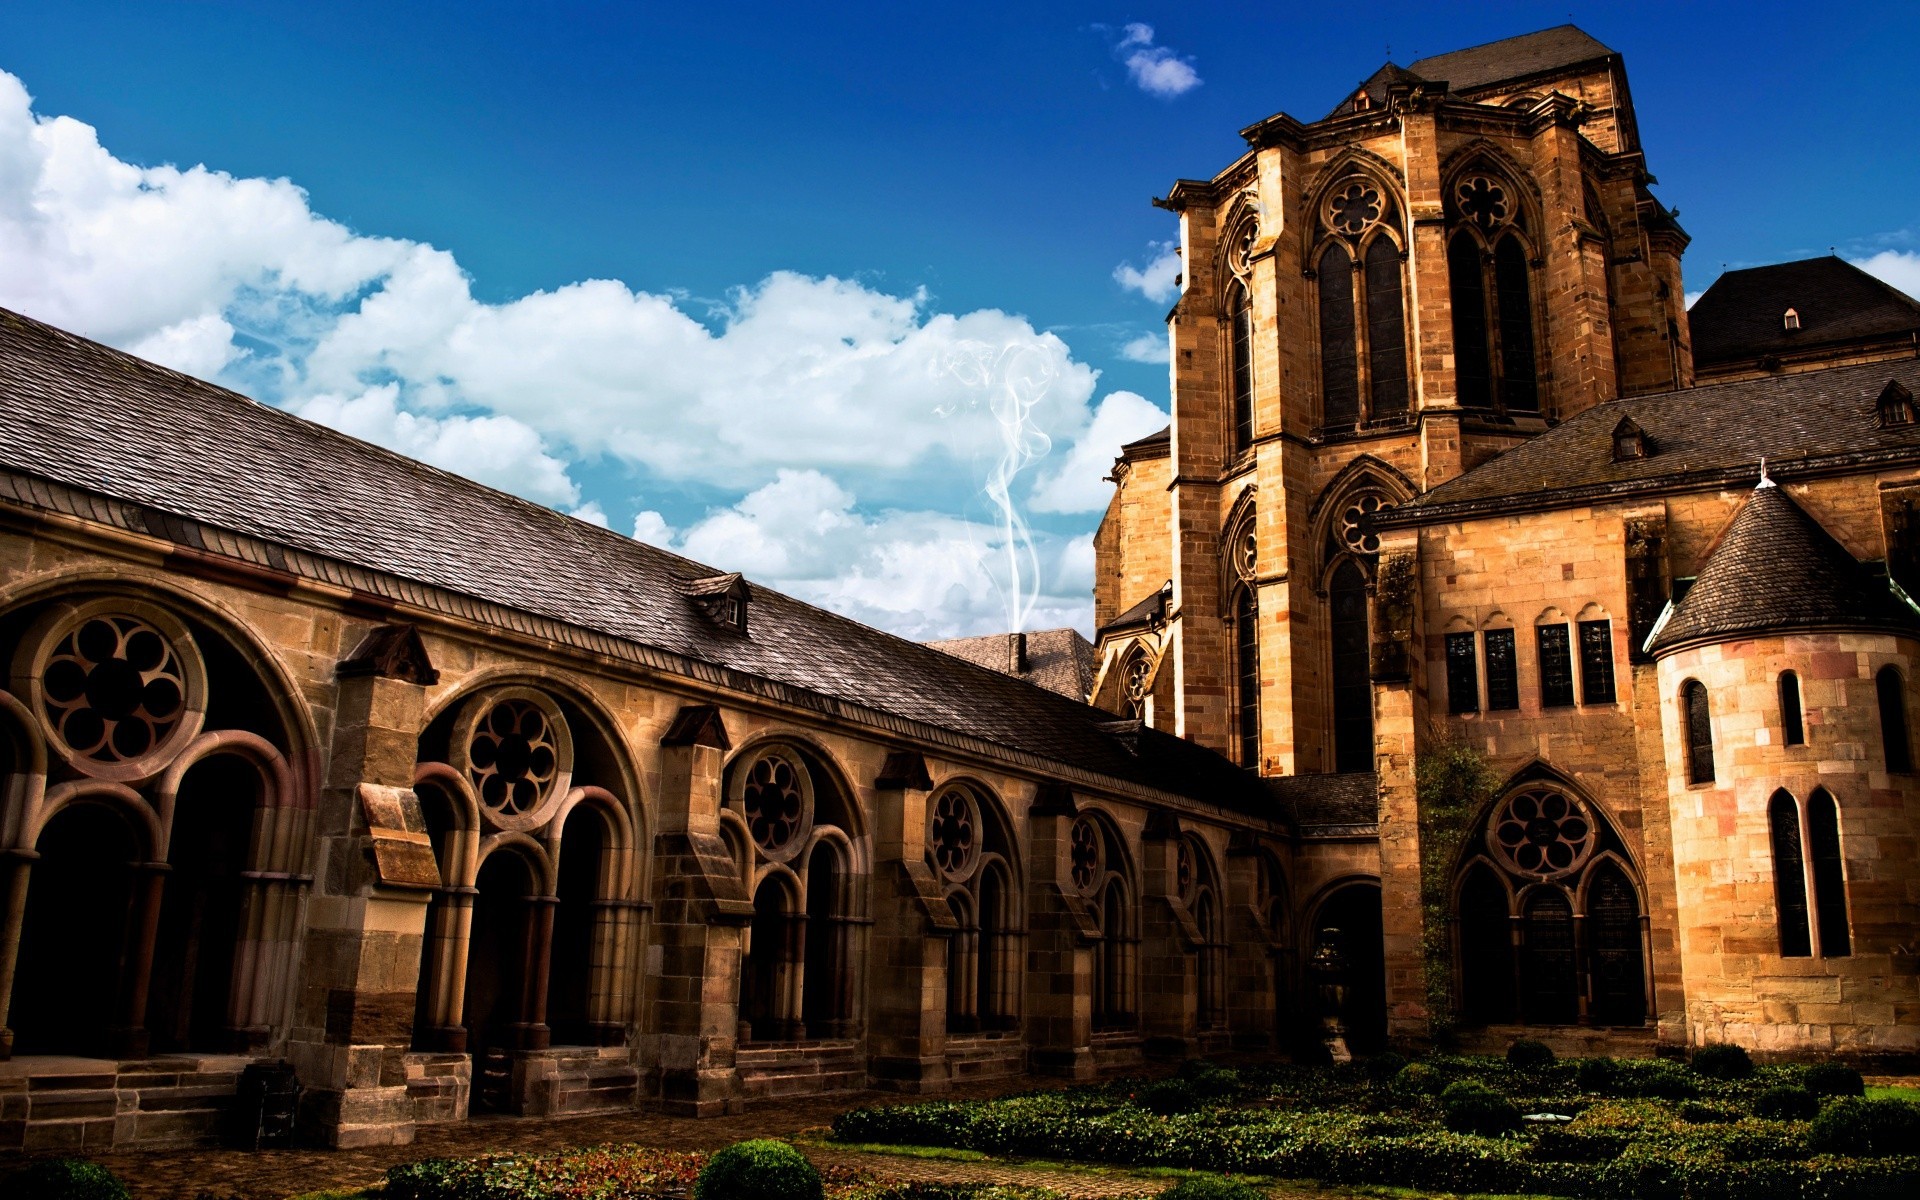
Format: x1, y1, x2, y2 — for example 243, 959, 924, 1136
1770, 787, 1851, 959
1228, 505, 1260, 768
930, 781, 1021, 1033
1224, 218, 1257, 454
1070, 812, 1137, 1029
1313, 173, 1409, 430
1445, 166, 1541, 414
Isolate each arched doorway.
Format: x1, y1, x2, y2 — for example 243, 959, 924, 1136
1314, 882, 1385, 1055
741, 875, 799, 1042
13, 801, 142, 1057
549, 803, 611, 1045
465, 848, 542, 1111
802, 842, 848, 1038
147, 755, 259, 1053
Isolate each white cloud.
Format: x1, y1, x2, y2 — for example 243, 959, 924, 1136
1030, 391, 1168, 513
124, 312, 241, 378
1684, 291, 1703, 310
1118, 331, 1169, 364
1853, 249, 1920, 300
1114, 241, 1181, 303
569, 501, 610, 528
1112, 24, 1202, 99
631, 510, 674, 546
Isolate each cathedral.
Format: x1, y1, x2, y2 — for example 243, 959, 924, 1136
0, 24, 1915, 1155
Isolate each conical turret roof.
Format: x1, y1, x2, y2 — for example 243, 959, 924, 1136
1648, 480, 1920, 655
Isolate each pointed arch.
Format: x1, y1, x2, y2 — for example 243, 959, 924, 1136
1329, 559, 1372, 772
1769, 789, 1811, 957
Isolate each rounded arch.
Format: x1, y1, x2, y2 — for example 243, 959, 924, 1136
724, 729, 867, 843
474, 831, 556, 896
546, 785, 638, 898
152, 729, 295, 862
32, 779, 162, 861
0, 687, 51, 852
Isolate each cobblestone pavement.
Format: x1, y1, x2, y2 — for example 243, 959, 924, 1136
0, 1077, 1326, 1200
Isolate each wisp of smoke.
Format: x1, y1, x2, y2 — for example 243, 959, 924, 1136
938, 341, 1057, 633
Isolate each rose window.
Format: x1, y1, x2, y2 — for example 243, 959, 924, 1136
1456, 176, 1509, 231
1490, 789, 1594, 879
1233, 521, 1258, 583
1327, 181, 1384, 236
930, 787, 980, 880
40, 614, 188, 766
467, 698, 562, 817
743, 754, 808, 856
1069, 816, 1103, 892
1123, 654, 1151, 716
1337, 491, 1392, 556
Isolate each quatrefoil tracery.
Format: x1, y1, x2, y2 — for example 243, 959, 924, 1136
930, 786, 981, 881
1070, 816, 1104, 894
450, 687, 574, 833
1489, 788, 1595, 881
740, 750, 812, 862
40, 614, 190, 769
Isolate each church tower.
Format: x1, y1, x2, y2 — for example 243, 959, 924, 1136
1093, 26, 1690, 778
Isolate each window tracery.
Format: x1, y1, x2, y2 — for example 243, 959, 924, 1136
452, 688, 574, 832
37, 613, 191, 771
929, 784, 981, 882
1444, 163, 1539, 414
1070, 815, 1104, 893
737, 748, 813, 861
1122, 650, 1152, 720
1313, 172, 1408, 430
1489, 788, 1594, 880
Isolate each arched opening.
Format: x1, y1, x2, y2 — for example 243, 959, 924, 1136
1234, 585, 1260, 768
1096, 880, 1133, 1030
1493, 234, 1537, 412
1457, 863, 1515, 1024
1807, 789, 1850, 958
742, 876, 798, 1042
1315, 883, 1385, 1054
1447, 232, 1492, 408
411, 780, 466, 1051
1363, 237, 1408, 416
1195, 890, 1222, 1029
1521, 889, 1578, 1025
802, 842, 846, 1037
945, 890, 977, 1034
1228, 284, 1254, 451
1779, 671, 1805, 746
1585, 864, 1645, 1026
1683, 681, 1714, 784
14, 802, 141, 1057
1769, 789, 1811, 957
148, 755, 259, 1053
1330, 560, 1373, 772
465, 849, 539, 1111
548, 804, 612, 1045
1877, 666, 1910, 772
977, 863, 1014, 1029
1319, 243, 1359, 427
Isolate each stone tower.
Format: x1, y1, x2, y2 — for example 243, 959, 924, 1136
1093, 26, 1691, 778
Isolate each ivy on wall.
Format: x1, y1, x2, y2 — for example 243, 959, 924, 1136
1413, 730, 1497, 1042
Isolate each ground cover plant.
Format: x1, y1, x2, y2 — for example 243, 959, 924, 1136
829, 1053, 1920, 1200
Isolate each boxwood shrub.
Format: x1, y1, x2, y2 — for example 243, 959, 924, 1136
5, 1160, 130, 1200
1804, 1063, 1867, 1097
1809, 1098, 1920, 1158
1756, 1086, 1820, 1121
1507, 1039, 1556, 1070
696, 1139, 822, 1200
1574, 1056, 1619, 1094
1692, 1043, 1755, 1080
1156, 1178, 1266, 1200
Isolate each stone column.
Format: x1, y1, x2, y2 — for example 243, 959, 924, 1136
650, 705, 753, 1116
1139, 813, 1199, 1058
1224, 834, 1279, 1051
1372, 537, 1430, 1047
290, 624, 440, 1147
1025, 785, 1097, 1078
865, 751, 956, 1092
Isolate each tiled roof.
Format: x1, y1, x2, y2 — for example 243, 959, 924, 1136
1405, 25, 1615, 95
1099, 584, 1171, 639
926, 628, 1096, 701
0, 306, 1275, 818
1388, 358, 1920, 521
1689, 257, 1920, 368
1647, 482, 1920, 655
1326, 62, 1427, 119
1121, 425, 1171, 455
1265, 773, 1379, 833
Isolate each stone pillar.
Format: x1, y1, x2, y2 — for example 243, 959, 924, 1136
865, 752, 956, 1092
1025, 785, 1098, 1078
1224, 834, 1280, 1051
1372, 536, 1430, 1047
290, 623, 440, 1148
650, 705, 752, 1116
1139, 813, 1199, 1058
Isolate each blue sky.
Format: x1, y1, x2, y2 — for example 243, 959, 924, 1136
0, 1, 1914, 638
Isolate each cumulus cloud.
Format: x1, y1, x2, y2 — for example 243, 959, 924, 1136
1854, 249, 1920, 299
0, 67, 1134, 639
1118, 331, 1169, 364
1114, 241, 1181, 303
1030, 391, 1168, 513
1112, 24, 1202, 99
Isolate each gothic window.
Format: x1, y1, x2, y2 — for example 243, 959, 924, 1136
1578, 619, 1615, 705
1684, 681, 1715, 784
1446, 631, 1479, 714
1537, 623, 1574, 708
1807, 789, 1850, 958
1445, 170, 1540, 414
1484, 628, 1519, 710
1457, 865, 1515, 1024
1770, 790, 1812, 957
1318, 244, 1360, 427
1448, 233, 1493, 409
1228, 283, 1254, 452
1585, 864, 1646, 1026
932, 783, 1021, 1031
1364, 237, 1410, 416
1522, 889, 1579, 1024
1073, 814, 1136, 1030
1494, 236, 1539, 412
1122, 649, 1151, 721
1234, 587, 1260, 768
1330, 560, 1373, 772
1877, 666, 1911, 773
1779, 671, 1805, 746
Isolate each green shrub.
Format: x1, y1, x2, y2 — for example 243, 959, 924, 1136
695, 1139, 822, 1200
1138, 1078, 1201, 1116
1611, 1057, 1698, 1099
1441, 1080, 1519, 1136
1692, 1043, 1755, 1080
1395, 1061, 1441, 1093
1188, 1067, 1242, 1099
1808, 1097, 1920, 1158
1679, 1100, 1740, 1124
1506, 1038, 1555, 1070
1573, 1057, 1618, 1093
1157, 1177, 1266, 1200
1528, 1127, 1628, 1164
1364, 1051, 1408, 1083
1803, 1062, 1867, 1097
1755, 1085, 1819, 1120
5, 1160, 130, 1200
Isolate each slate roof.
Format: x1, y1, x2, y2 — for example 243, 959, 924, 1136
1405, 25, 1615, 95
1690, 257, 1920, 368
926, 628, 1096, 702
1265, 773, 1379, 833
0, 306, 1278, 818
1646, 482, 1920, 655
1100, 584, 1171, 639
1385, 357, 1920, 522
1121, 425, 1171, 455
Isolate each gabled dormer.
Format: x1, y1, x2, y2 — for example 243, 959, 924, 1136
676, 572, 751, 634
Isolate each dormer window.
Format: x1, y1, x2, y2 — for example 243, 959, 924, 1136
1783, 307, 1801, 332
677, 572, 751, 634
1877, 379, 1916, 428
1611, 415, 1649, 462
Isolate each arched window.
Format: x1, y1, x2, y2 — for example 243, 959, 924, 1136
1877, 666, 1911, 772
1364, 237, 1409, 416
931, 782, 1021, 1032
1586, 864, 1645, 1026
1071, 813, 1136, 1030
1457, 865, 1514, 1024
1330, 560, 1373, 772
1228, 284, 1254, 452
1807, 789, 1850, 958
1318, 243, 1359, 427
1683, 681, 1714, 784
1522, 889, 1578, 1024
1779, 671, 1805, 746
1494, 235, 1538, 412
1445, 170, 1540, 413
1447, 233, 1492, 408
1769, 790, 1811, 957
1234, 586, 1260, 768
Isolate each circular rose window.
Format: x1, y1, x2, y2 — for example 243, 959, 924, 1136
737, 750, 812, 862
1069, 815, 1104, 893
451, 687, 573, 832
930, 786, 980, 881
33, 609, 201, 779
1326, 181, 1384, 236
1488, 788, 1594, 880
1338, 491, 1392, 556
